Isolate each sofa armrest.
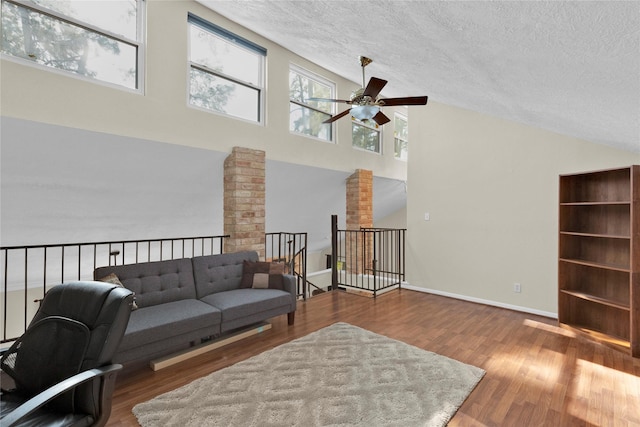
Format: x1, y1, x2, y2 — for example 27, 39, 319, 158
282, 274, 297, 297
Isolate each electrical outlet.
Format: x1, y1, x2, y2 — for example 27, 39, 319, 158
514, 283, 521, 293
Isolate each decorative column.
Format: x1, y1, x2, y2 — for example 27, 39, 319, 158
223, 147, 265, 258
345, 169, 373, 274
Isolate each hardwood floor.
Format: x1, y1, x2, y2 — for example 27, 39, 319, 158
108, 289, 640, 426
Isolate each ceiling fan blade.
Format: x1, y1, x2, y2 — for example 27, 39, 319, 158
372, 111, 391, 125
363, 77, 387, 99
307, 97, 351, 103
379, 96, 428, 106
323, 109, 351, 124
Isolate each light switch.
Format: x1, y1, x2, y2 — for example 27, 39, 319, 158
424, 212, 430, 221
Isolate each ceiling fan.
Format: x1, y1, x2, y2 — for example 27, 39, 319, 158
308, 56, 428, 126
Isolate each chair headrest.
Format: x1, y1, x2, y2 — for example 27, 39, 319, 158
34, 281, 132, 328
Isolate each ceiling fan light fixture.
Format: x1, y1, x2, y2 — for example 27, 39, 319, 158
317, 56, 428, 125
351, 105, 380, 121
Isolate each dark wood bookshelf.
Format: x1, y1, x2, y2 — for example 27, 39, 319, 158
558, 165, 639, 357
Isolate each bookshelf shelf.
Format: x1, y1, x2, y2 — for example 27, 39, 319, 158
558, 166, 639, 357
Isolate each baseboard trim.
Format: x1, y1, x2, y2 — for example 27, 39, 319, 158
402, 283, 558, 319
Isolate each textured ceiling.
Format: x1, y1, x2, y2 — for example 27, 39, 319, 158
199, 0, 639, 153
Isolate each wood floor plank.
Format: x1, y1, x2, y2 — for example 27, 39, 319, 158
107, 290, 640, 426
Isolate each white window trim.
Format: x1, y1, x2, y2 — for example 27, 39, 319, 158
394, 112, 409, 161
187, 13, 266, 125
288, 63, 336, 143
351, 118, 382, 155
1, 0, 145, 93
187, 61, 265, 125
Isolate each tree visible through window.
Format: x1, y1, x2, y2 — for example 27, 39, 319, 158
394, 113, 409, 160
352, 119, 381, 153
188, 14, 265, 123
289, 65, 334, 141
1, 0, 142, 90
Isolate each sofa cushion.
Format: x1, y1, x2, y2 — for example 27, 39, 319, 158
119, 299, 221, 352
94, 258, 196, 308
199, 288, 292, 322
240, 260, 286, 289
192, 251, 258, 298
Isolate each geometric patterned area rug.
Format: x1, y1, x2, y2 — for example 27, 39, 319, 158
133, 322, 485, 427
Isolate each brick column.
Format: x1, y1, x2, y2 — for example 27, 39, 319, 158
223, 147, 265, 258
346, 169, 373, 274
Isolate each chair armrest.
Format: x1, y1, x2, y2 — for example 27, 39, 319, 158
2, 364, 122, 427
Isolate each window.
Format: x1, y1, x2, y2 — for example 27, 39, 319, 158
352, 119, 381, 153
289, 65, 334, 141
1, 0, 143, 90
188, 14, 265, 123
394, 113, 409, 160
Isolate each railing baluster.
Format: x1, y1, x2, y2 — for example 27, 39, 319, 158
372, 230, 377, 295
264, 232, 309, 300
3, 248, 8, 341
1, 234, 229, 344
44, 246, 48, 295
77, 245, 81, 280
23, 248, 28, 332
331, 220, 406, 298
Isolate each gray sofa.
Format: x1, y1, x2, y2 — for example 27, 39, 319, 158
93, 251, 296, 365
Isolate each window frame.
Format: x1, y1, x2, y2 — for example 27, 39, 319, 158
187, 13, 266, 124
394, 112, 409, 161
288, 63, 336, 142
351, 118, 382, 154
0, 0, 145, 93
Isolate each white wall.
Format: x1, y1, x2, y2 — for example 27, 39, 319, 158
3, 0, 637, 318
375, 206, 407, 229
406, 102, 639, 315
0, 0, 409, 265
0, 0, 406, 181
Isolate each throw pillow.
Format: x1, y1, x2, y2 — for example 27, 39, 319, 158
98, 273, 138, 310
240, 260, 285, 289
252, 273, 270, 289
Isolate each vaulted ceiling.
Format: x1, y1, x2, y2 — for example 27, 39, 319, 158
199, 0, 639, 153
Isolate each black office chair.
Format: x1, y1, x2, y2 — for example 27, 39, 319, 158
0, 281, 133, 426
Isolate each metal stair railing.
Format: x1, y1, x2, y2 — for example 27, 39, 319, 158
330, 215, 405, 297
1, 235, 229, 344
265, 232, 308, 299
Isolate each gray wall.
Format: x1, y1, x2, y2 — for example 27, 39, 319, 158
1, 117, 226, 246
